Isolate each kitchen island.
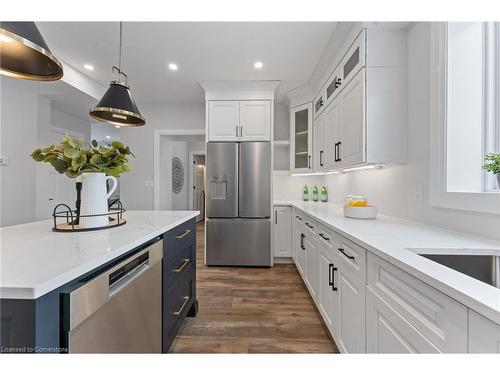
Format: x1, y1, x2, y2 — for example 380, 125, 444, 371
0, 210, 199, 353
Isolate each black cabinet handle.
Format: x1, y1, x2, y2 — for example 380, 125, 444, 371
320, 150, 324, 167
338, 142, 342, 162
319, 233, 330, 241
328, 264, 334, 286
329, 264, 338, 291
335, 78, 342, 88
338, 247, 355, 260
308, 155, 311, 169
275, 210, 277, 224
296, 215, 302, 221
305, 222, 313, 229
300, 233, 305, 250
334, 142, 339, 162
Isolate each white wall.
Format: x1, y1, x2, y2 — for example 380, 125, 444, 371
322, 22, 500, 241
120, 102, 205, 210
0, 79, 93, 226
273, 173, 325, 202
0, 81, 39, 226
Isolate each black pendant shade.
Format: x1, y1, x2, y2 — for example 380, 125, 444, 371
89, 81, 145, 127
0, 22, 63, 81
89, 22, 145, 127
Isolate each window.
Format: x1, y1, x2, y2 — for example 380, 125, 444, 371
430, 23, 500, 215
445, 22, 500, 193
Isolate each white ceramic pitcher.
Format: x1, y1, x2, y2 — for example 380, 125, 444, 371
79, 172, 118, 229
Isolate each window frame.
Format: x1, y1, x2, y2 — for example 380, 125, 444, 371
430, 22, 500, 215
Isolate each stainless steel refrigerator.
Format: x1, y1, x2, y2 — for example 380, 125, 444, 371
206, 141, 271, 266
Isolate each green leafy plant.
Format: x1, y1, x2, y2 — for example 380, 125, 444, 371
483, 153, 500, 175
31, 134, 134, 178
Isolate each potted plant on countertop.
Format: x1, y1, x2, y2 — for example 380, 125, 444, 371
31, 134, 135, 229
483, 152, 500, 189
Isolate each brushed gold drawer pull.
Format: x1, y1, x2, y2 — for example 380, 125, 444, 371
173, 258, 190, 273
173, 296, 189, 316
175, 229, 191, 240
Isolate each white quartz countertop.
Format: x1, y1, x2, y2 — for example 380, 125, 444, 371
0, 210, 199, 300
274, 200, 500, 324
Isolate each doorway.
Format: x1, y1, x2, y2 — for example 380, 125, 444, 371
192, 154, 205, 222
155, 130, 205, 212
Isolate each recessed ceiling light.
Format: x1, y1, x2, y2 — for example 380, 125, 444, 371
105, 135, 111, 139
254, 61, 263, 69
168, 63, 178, 71
83, 64, 94, 71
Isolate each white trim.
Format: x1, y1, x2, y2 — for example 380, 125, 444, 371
153, 129, 205, 210
430, 23, 500, 215
199, 80, 280, 101
188, 150, 205, 212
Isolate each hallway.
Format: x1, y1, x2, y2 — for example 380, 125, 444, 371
169, 221, 338, 353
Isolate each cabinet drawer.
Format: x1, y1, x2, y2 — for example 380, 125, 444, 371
316, 224, 340, 251
367, 253, 468, 353
163, 267, 194, 351
163, 244, 194, 292
336, 237, 366, 281
366, 286, 440, 353
300, 212, 317, 237
164, 219, 195, 261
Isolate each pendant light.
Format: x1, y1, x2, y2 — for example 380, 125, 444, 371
0, 22, 63, 81
89, 22, 145, 127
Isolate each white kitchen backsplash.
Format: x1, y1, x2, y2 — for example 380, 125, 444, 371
273, 173, 324, 202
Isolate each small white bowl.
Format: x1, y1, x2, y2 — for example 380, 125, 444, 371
343, 205, 377, 219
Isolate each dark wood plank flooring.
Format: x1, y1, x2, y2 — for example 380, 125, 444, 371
169, 221, 339, 353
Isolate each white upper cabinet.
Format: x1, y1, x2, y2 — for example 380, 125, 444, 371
340, 30, 366, 86
208, 101, 239, 141
313, 111, 326, 171
290, 102, 313, 172
338, 69, 366, 167
239, 101, 271, 141
207, 100, 271, 141
324, 94, 341, 170
292, 26, 407, 174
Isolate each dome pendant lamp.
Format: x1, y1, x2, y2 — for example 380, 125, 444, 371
0, 22, 63, 81
89, 22, 145, 127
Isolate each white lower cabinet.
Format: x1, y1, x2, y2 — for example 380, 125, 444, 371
304, 235, 318, 301
273, 206, 292, 258
366, 286, 440, 353
290, 208, 493, 354
468, 310, 500, 353
367, 253, 468, 353
293, 214, 305, 277
335, 261, 366, 353
318, 248, 337, 334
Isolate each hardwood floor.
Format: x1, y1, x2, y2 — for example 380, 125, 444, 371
169, 221, 339, 354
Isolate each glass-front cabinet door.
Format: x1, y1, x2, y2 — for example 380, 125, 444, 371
290, 102, 313, 172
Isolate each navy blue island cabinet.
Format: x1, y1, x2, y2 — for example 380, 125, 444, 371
0, 217, 197, 354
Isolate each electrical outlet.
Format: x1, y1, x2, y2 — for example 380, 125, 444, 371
144, 180, 154, 188
415, 185, 424, 202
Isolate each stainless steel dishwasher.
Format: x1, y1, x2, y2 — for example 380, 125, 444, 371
61, 239, 163, 353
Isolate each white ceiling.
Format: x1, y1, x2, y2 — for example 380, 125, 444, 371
36, 22, 338, 104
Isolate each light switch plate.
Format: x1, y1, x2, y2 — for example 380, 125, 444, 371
0, 155, 8, 165
415, 184, 424, 202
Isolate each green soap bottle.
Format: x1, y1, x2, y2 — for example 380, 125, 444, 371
303, 185, 309, 201
312, 186, 319, 202
321, 186, 328, 202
